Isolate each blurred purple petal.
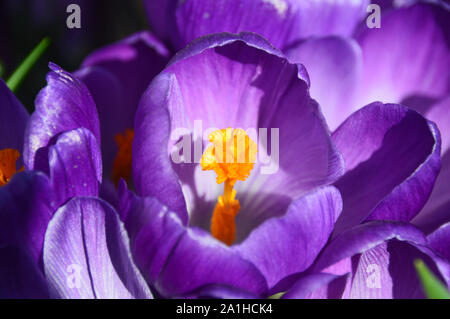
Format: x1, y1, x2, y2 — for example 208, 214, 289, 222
0, 79, 29, 151
332, 102, 441, 235
0, 171, 56, 265
354, 3, 450, 108
0, 245, 48, 298
285, 36, 362, 131
43, 197, 152, 299
145, 0, 369, 50
75, 32, 170, 175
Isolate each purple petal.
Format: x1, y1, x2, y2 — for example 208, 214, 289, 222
312, 221, 427, 273
285, 36, 362, 131
0, 171, 56, 266
234, 186, 342, 289
354, 3, 450, 109
332, 102, 441, 235
43, 197, 152, 299
427, 222, 450, 261
155, 227, 268, 297
48, 128, 102, 205
73, 66, 124, 176
23, 63, 100, 171
282, 273, 349, 299
0, 79, 29, 151
413, 150, 450, 233
0, 245, 48, 299
133, 32, 344, 229
117, 187, 268, 297
145, 0, 368, 50
341, 240, 448, 298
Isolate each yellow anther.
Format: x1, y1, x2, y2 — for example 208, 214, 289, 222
112, 129, 134, 185
201, 128, 257, 245
0, 149, 23, 186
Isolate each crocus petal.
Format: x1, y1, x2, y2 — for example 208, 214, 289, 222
23, 63, 100, 171
282, 221, 449, 298
0, 245, 48, 299
354, 3, 450, 108
155, 227, 268, 297
234, 186, 342, 289
0, 79, 29, 151
340, 240, 448, 298
43, 197, 152, 299
282, 273, 349, 299
75, 32, 170, 174
133, 32, 344, 229
285, 36, 362, 131
180, 284, 260, 299
312, 221, 427, 273
73, 66, 124, 176
427, 222, 450, 261
412, 150, 450, 233
331, 102, 441, 235
0, 171, 56, 265
145, 0, 369, 50
117, 187, 268, 298
48, 128, 102, 204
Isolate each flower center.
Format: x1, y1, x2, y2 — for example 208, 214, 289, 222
201, 128, 257, 245
0, 148, 23, 186
112, 129, 134, 185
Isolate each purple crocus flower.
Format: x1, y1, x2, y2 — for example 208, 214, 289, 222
144, 1, 450, 230
0, 67, 152, 298
122, 32, 448, 298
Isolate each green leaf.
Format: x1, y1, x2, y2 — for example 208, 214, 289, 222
414, 259, 450, 299
6, 37, 51, 92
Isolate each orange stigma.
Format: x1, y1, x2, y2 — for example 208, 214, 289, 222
112, 129, 134, 185
0, 149, 23, 186
201, 128, 257, 245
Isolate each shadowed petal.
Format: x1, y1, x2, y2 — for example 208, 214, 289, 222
0, 245, 49, 299
43, 197, 153, 299
413, 151, 450, 233
234, 186, 342, 289
0, 171, 56, 265
427, 222, 450, 261
332, 102, 441, 235
75, 32, 170, 174
0, 79, 29, 151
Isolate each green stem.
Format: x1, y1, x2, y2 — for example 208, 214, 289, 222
415, 259, 450, 299
6, 37, 51, 92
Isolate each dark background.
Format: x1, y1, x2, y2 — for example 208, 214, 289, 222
0, 0, 149, 112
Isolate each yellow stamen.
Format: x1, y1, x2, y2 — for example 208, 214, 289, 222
201, 128, 257, 245
0, 149, 23, 187
112, 129, 134, 185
